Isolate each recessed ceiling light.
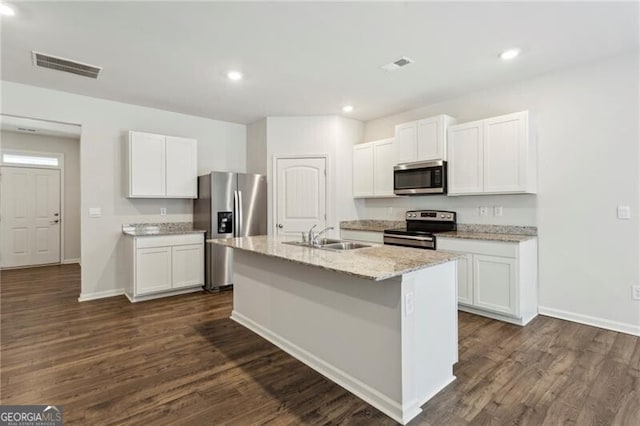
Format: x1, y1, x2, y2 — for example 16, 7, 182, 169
342, 105, 354, 113
227, 71, 243, 81
499, 48, 521, 61
0, 3, 15, 16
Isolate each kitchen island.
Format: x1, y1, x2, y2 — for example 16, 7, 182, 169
210, 236, 462, 424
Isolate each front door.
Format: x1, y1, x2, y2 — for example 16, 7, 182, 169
0, 166, 61, 268
275, 157, 326, 237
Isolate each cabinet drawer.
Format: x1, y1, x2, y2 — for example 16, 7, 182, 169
135, 233, 204, 249
437, 237, 517, 258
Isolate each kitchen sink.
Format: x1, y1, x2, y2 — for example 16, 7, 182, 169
282, 239, 370, 251
319, 242, 371, 251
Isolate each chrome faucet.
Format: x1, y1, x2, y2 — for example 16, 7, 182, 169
307, 224, 317, 245
311, 226, 334, 245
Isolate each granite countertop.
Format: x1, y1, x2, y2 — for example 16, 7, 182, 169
209, 235, 463, 281
435, 231, 536, 243
340, 220, 405, 232
122, 222, 206, 237
339, 220, 537, 242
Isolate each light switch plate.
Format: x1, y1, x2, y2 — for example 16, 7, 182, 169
88, 207, 101, 218
160, 207, 167, 216
494, 206, 504, 217
617, 205, 631, 220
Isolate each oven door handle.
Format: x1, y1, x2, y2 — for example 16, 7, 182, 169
382, 234, 434, 242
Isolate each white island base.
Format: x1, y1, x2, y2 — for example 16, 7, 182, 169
230, 250, 458, 424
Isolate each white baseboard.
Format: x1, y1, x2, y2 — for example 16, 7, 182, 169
538, 306, 640, 337
62, 258, 81, 265
458, 304, 534, 326
231, 310, 412, 424
125, 287, 202, 303
78, 288, 125, 302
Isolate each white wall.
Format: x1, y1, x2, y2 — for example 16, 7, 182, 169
363, 52, 640, 334
265, 116, 363, 238
1, 81, 246, 299
246, 118, 267, 175
1, 130, 81, 261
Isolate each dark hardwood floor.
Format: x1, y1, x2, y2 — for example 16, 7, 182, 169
1, 264, 638, 425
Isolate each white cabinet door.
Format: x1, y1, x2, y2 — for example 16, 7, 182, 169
483, 112, 528, 193
166, 136, 198, 198
136, 247, 172, 295
172, 244, 204, 289
456, 254, 474, 306
353, 144, 374, 197
373, 139, 395, 196
473, 255, 518, 316
447, 121, 483, 195
394, 122, 417, 164
416, 117, 442, 161
129, 132, 166, 197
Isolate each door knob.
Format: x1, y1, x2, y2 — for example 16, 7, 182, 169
277, 224, 283, 229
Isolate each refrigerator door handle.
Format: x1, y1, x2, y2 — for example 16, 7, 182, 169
233, 190, 239, 237
238, 190, 244, 237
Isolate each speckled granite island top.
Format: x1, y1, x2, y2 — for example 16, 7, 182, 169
209, 235, 463, 281
122, 222, 206, 237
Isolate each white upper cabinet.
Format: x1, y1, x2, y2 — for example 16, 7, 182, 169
128, 131, 198, 198
394, 122, 417, 164
353, 143, 374, 197
129, 132, 166, 197
372, 138, 395, 196
352, 138, 396, 198
447, 120, 484, 195
483, 112, 529, 193
447, 111, 536, 196
394, 115, 455, 164
166, 136, 198, 198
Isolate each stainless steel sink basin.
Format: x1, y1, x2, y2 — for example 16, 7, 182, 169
282, 239, 370, 251
316, 238, 342, 245
320, 242, 371, 251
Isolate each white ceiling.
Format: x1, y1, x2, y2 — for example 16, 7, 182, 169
1, 1, 638, 124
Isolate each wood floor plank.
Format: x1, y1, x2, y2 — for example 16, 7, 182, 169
1, 264, 638, 425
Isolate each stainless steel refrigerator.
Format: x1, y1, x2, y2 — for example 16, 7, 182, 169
194, 172, 267, 291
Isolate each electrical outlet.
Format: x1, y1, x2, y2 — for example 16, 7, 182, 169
405, 292, 415, 316
494, 206, 504, 217
632, 285, 640, 301
479, 206, 489, 217
160, 208, 167, 216
618, 205, 631, 220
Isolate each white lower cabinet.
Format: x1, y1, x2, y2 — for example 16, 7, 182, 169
126, 233, 204, 302
136, 247, 173, 295
438, 237, 538, 325
473, 255, 517, 316
172, 244, 205, 289
455, 253, 474, 306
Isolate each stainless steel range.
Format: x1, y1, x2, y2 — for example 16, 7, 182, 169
383, 210, 456, 250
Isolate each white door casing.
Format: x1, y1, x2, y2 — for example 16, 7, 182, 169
275, 157, 326, 236
1, 166, 61, 267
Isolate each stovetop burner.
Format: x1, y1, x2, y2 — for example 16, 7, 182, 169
382, 210, 457, 250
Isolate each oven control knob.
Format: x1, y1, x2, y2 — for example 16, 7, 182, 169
440, 214, 445, 218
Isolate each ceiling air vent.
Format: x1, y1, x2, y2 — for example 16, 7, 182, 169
32, 51, 102, 79
381, 56, 414, 72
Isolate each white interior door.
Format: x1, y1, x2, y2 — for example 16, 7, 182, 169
1, 166, 61, 268
275, 157, 326, 237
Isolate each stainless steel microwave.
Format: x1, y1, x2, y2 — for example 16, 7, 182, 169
393, 160, 447, 195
